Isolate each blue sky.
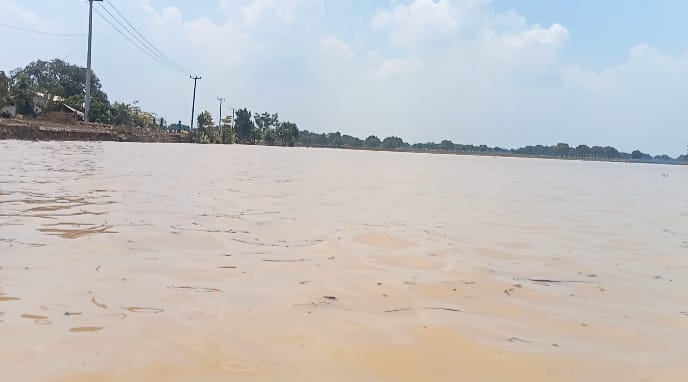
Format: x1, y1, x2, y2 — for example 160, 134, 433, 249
1, 0, 687, 155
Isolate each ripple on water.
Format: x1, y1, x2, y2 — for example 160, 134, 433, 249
38, 224, 116, 239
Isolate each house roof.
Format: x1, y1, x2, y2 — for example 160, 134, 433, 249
61, 103, 85, 119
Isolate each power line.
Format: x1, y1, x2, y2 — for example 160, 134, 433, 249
197, 80, 224, 102
94, 4, 184, 75
92, 6, 185, 75
81, 0, 186, 75
63, 40, 87, 61
0, 22, 86, 37
103, 0, 191, 75
97, 3, 184, 74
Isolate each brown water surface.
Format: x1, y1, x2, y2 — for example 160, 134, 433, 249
1, 141, 687, 381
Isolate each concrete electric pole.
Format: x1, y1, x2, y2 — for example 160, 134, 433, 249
217, 97, 225, 130
84, 0, 103, 123
189, 75, 201, 130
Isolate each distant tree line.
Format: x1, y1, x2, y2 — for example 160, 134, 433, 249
189, 109, 299, 147
2, 58, 686, 163
293, 133, 687, 164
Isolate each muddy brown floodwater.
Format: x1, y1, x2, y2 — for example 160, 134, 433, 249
1, 140, 687, 381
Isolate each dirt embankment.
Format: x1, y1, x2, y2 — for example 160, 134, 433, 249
0, 118, 189, 143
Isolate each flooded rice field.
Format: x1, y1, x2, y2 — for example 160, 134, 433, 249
1, 140, 687, 381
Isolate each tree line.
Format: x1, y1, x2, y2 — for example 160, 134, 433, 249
2, 58, 685, 163
186, 109, 300, 146
1, 59, 162, 129
294, 134, 686, 163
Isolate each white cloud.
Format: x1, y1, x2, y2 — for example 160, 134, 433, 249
372, 0, 458, 45
0, 0, 39, 24
219, 0, 324, 26
142, 3, 256, 66
501, 23, 569, 48
319, 36, 354, 59
554, 45, 688, 153
372, 57, 424, 80
371, 0, 568, 51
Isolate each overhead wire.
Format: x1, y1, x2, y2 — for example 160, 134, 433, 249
103, 0, 191, 75
92, 6, 186, 75
0, 22, 85, 37
63, 40, 88, 60
96, 2, 185, 75
74, 0, 232, 123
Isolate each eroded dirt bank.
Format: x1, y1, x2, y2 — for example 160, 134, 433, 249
0, 119, 187, 143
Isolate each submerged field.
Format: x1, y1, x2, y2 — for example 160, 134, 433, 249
1, 141, 687, 381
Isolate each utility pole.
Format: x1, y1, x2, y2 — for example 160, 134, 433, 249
189, 75, 201, 130
217, 97, 225, 129
217, 97, 225, 142
84, 0, 103, 123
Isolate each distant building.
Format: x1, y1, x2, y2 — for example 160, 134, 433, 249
32, 92, 65, 115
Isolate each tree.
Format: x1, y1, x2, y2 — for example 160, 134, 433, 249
111, 102, 133, 126
603, 146, 619, 160
191, 111, 218, 144
0, 71, 9, 107
253, 113, 266, 141
297, 130, 321, 146
235, 108, 255, 144
264, 129, 277, 145
108, 101, 156, 129
554, 142, 570, 158
590, 146, 604, 159
254, 112, 273, 140
381, 136, 405, 149
11, 59, 111, 122
341, 134, 363, 147
196, 111, 214, 129
12, 74, 35, 116
631, 150, 643, 160
277, 121, 299, 146
271, 113, 279, 131
220, 115, 234, 144
364, 135, 381, 148
575, 144, 591, 158
439, 140, 455, 151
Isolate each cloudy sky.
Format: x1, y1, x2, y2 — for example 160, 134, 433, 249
2, 0, 687, 155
